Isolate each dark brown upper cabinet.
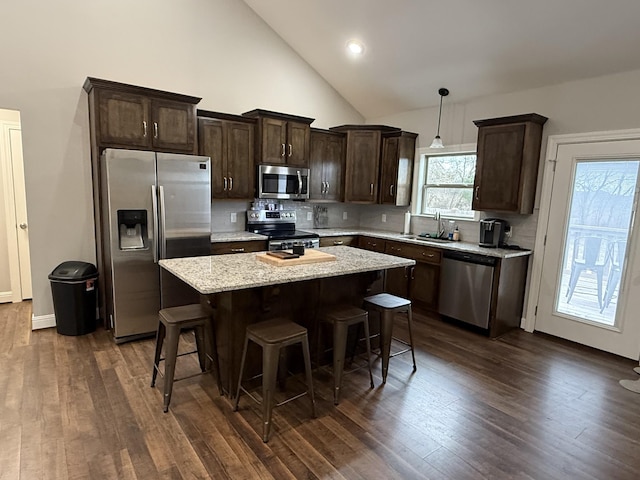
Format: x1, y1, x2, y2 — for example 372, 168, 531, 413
472, 113, 548, 214
330, 125, 403, 204
309, 128, 345, 202
198, 111, 255, 199
380, 131, 418, 206
83, 77, 200, 154
242, 109, 314, 167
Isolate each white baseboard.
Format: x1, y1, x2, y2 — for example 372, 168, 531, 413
32, 313, 56, 330
0, 291, 14, 303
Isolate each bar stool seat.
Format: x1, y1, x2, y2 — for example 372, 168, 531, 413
151, 303, 222, 413
321, 305, 374, 405
233, 318, 316, 442
363, 293, 417, 383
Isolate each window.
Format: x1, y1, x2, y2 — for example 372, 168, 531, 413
418, 151, 477, 219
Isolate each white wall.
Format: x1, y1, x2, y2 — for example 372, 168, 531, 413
0, 0, 363, 318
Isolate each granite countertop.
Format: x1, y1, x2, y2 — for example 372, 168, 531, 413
159, 246, 415, 295
211, 228, 531, 259
210, 231, 267, 242
320, 229, 532, 259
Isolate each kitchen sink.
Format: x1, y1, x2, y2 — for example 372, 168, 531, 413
414, 236, 452, 243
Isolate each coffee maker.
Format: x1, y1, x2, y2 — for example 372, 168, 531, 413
479, 218, 508, 247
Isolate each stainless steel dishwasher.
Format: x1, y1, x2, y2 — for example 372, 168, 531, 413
438, 250, 497, 329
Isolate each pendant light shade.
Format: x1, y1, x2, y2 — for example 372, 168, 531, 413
430, 88, 449, 148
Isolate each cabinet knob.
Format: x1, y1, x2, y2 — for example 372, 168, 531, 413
19, 223, 27, 229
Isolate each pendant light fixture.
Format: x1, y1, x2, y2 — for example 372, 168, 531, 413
429, 87, 449, 148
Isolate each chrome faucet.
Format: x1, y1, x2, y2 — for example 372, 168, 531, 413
434, 212, 445, 238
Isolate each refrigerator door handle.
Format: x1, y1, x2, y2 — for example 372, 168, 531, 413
151, 185, 159, 263
158, 185, 167, 259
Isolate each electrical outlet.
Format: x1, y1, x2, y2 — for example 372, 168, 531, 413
343, 211, 348, 220
306, 211, 313, 221
506, 226, 513, 238
382, 214, 387, 223
230, 213, 237, 223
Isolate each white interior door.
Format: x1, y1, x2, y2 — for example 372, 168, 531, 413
0, 111, 31, 302
536, 139, 640, 359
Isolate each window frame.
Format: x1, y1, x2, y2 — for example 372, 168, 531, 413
412, 143, 480, 221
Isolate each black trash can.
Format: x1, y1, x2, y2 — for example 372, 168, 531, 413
49, 261, 99, 336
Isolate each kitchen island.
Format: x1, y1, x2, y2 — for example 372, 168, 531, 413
160, 246, 415, 395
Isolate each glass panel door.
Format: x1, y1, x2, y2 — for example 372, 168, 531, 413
556, 160, 639, 326
536, 139, 640, 359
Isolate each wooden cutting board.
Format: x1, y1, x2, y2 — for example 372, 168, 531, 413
256, 249, 337, 266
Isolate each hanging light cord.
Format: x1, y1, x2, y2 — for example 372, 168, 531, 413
435, 94, 444, 138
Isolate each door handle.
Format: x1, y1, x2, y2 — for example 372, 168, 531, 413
151, 185, 159, 263
19, 223, 27, 229
223, 177, 227, 191
158, 185, 167, 259
153, 122, 159, 139
475, 186, 480, 200
390, 184, 394, 197
288, 144, 292, 157
281, 143, 286, 158
229, 176, 233, 191
370, 183, 374, 196
326, 182, 329, 194
143, 121, 148, 137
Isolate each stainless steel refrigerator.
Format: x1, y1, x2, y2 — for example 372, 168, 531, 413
100, 148, 211, 343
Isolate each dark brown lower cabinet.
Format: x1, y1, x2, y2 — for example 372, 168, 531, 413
384, 240, 441, 312
319, 236, 356, 247
357, 236, 385, 252
211, 240, 267, 255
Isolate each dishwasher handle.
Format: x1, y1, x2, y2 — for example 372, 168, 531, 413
442, 250, 497, 267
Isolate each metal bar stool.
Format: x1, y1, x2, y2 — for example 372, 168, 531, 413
320, 305, 374, 404
151, 303, 222, 413
363, 293, 417, 383
233, 318, 316, 443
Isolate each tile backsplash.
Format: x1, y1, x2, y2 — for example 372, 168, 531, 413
211, 199, 538, 249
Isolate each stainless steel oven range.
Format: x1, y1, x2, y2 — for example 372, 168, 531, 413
246, 209, 320, 251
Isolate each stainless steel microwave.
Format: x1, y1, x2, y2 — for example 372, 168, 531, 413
257, 164, 309, 200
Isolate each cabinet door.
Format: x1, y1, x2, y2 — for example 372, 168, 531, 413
379, 136, 399, 204
473, 124, 526, 212
198, 118, 225, 198
309, 132, 328, 199
357, 236, 385, 252
151, 99, 197, 154
386, 267, 410, 298
344, 130, 381, 203
323, 134, 344, 201
287, 121, 310, 167
97, 90, 150, 148
226, 121, 255, 199
319, 236, 355, 247
309, 131, 344, 201
409, 262, 440, 311
259, 118, 287, 164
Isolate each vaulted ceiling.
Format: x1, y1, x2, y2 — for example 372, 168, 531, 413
243, 0, 640, 119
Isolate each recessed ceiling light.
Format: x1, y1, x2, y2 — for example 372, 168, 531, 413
346, 40, 365, 55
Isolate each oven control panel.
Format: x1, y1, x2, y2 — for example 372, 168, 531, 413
268, 238, 320, 251
247, 210, 296, 223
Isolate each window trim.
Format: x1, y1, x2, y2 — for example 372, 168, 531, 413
411, 143, 480, 221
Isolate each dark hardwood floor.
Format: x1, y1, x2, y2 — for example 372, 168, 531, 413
2, 301, 640, 479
